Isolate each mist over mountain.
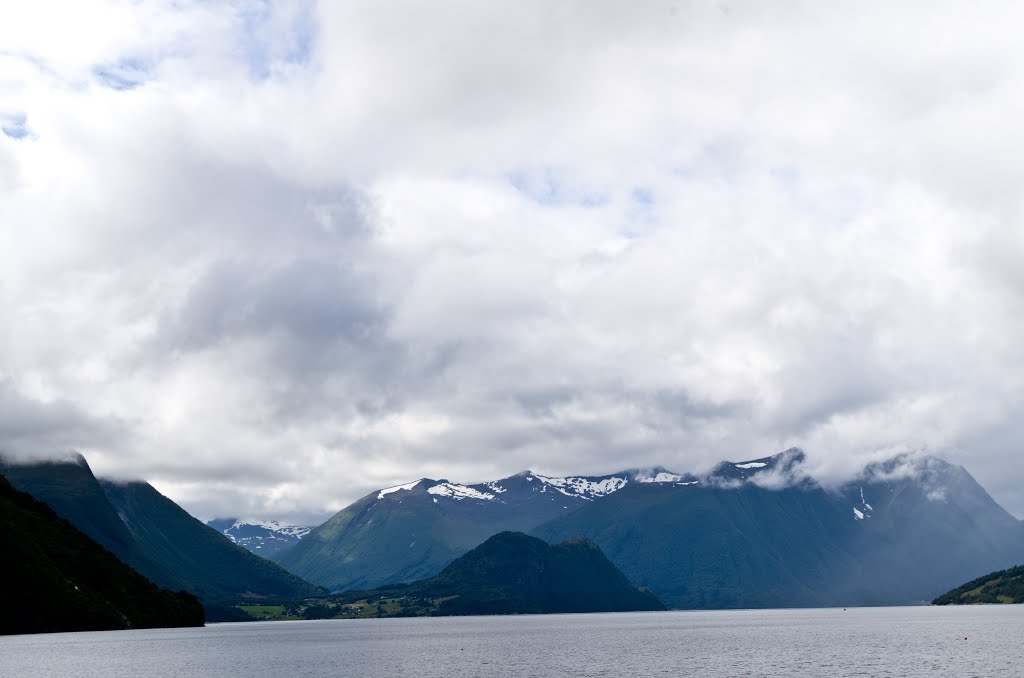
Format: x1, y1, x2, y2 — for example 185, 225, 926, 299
537, 452, 1024, 607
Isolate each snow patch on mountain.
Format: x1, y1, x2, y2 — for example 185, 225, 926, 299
378, 480, 421, 500
533, 473, 628, 499
427, 482, 495, 501
860, 488, 873, 510
852, 486, 874, 521
636, 471, 686, 483
735, 461, 768, 469
230, 519, 311, 539
208, 517, 313, 556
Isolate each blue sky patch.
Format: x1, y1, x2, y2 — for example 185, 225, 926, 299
1, 112, 29, 139
631, 187, 654, 205
507, 168, 610, 207
240, 0, 317, 81
93, 58, 151, 91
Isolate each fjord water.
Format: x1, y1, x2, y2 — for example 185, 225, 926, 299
3, 607, 1022, 677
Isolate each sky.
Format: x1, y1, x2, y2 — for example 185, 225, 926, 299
2, 1, 1024, 524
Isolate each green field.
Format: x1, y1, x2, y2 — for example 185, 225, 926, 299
235, 597, 429, 621
236, 604, 300, 620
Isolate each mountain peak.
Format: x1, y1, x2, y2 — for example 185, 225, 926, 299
862, 452, 960, 480
375, 479, 427, 500
69, 451, 92, 471
629, 467, 693, 484
707, 447, 809, 484
206, 517, 313, 557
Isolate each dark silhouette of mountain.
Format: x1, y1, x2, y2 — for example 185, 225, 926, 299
275, 467, 691, 592
0, 473, 203, 635
933, 563, 1024, 604
1, 455, 323, 618
334, 531, 664, 615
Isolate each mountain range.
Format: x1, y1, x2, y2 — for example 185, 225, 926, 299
5, 447, 1022, 614
273, 466, 692, 591
272, 449, 1024, 608
0, 455, 323, 619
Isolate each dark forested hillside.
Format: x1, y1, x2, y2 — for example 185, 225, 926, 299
100, 480, 323, 603
329, 531, 665, 616
933, 564, 1024, 605
421, 531, 666, 615
0, 473, 204, 635
1, 456, 323, 617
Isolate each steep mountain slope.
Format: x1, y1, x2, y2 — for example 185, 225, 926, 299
537, 482, 859, 608
276, 468, 692, 592
0, 454, 138, 562
832, 455, 1024, 604
0, 473, 203, 635
206, 518, 311, 558
535, 451, 1024, 608
1, 456, 323, 611
101, 480, 323, 602
334, 532, 665, 615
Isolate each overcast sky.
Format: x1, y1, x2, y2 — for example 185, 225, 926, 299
2, 1, 1024, 524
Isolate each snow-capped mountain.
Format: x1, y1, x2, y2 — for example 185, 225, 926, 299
538, 451, 1024, 608
275, 448, 1024, 608
373, 466, 698, 506
274, 466, 697, 592
207, 518, 312, 558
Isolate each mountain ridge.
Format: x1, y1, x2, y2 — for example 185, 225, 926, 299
274, 465, 698, 591
0, 472, 204, 635
535, 453, 1024, 608
278, 448, 1024, 608
206, 518, 312, 558
0, 455, 324, 616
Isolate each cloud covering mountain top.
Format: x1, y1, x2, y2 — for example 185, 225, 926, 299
3, 1, 1024, 522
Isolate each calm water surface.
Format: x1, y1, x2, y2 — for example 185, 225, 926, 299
2, 606, 1022, 677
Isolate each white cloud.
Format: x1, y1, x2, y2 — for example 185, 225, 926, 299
2, 0, 1024, 522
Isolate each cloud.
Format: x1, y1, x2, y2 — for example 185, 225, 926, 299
0, 380, 124, 458
3, 1, 1024, 521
